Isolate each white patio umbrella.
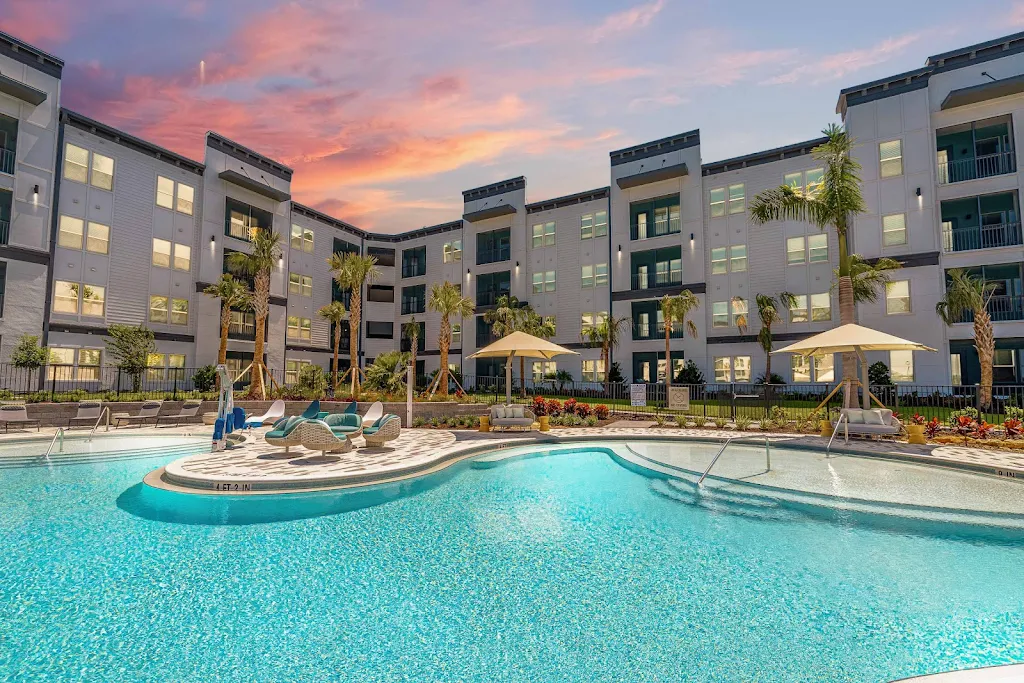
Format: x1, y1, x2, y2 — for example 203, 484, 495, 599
772, 323, 937, 409
468, 331, 579, 405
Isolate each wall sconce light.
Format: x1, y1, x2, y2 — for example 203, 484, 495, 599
916, 187, 922, 197
32, 184, 39, 196
690, 233, 694, 241
617, 245, 621, 253
515, 261, 520, 268
210, 235, 216, 244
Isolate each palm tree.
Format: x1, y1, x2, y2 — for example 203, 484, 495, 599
518, 308, 556, 395
317, 300, 347, 392
750, 124, 898, 405
754, 292, 796, 383
428, 281, 474, 397
226, 230, 281, 397
329, 252, 380, 395
937, 269, 998, 408
203, 274, 252, 386
581, 314, 628, 390
483, 294, 521, 338
402, 316, 421, 390
661, 291, 700, 384
844, 254, 901, 304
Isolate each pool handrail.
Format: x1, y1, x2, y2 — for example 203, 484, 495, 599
826, 412, 849, 457
43, 427, 65, 459
86, 406, 111, 443
697, 436, 772, 488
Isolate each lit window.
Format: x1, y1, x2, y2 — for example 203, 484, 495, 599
714, 357, 731, 382
87, 222, 110, 254
787, 237, 805, 265
452, 240, 462, 261
287, 316, 312, 341
49, 348, 75, 367
595, 263, 608, 287
709, 188, 726, 217
285, 359, 311, 385
728, 184, 745, 214
290, 224, 304, 250
81, 285, 104, 317
147, 354, 167, 381
789, 295, 808, 323
90, 153, 114, 190
814, 354, 835, 382
532, 272, 543, 294
711, 247, 727, 275
149, 295, 168, 323
880, 140, 903, 177
169, 354, 186, 381
64, 144, 89, 183
289, 273, 302, 295
731, 297, 748, 327
452, 323, 462, 345
443, 242, 453, 263
174, 243, 191, 272
730, 245, 747, 272
594, 211, 608, 237
805, 168, 824, 197
808, 234, 828, 263
171, 298, 189, 325
58, 215, 84, 249
77, 349, 101, 381
890, 350, 914, 382
784, 172, 802, 191
53, 281, 79, 314
886, 280, 911, 314
882, 213, 907, 247
733, 356, 751, 382
176, 183, 194, 215
532, 361, 556, 382
810, 293, 831, 322
152, 239, 171, 268
791, 355, 812, 382
156, 176, 175, 209
712, 301, 729, 328
532, 222, 555, 248
582, 359, 606, 382
580, 214, 593, 240
581, 265, 594, 289
301, 275, 312, 297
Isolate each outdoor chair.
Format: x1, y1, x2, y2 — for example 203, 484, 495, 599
362, 414, 401, 448
295, 419, 353, 455
245, 399, 285, 429
113, 401, 163, 428
156, 400, 204, 427
831, 408, 903, 441
0, 403, 39, 432
489, 404, 535, 431
264, 416, 308, 454
67, 401, 103, 429
361, 401, 384, 427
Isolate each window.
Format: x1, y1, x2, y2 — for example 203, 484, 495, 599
533, 270, 555, 294
714, 357, 731, 382
880, 140, 903, 177
63, 144, 89, 183
287, 316, 312, 341
157, 176, 175, 209
173, 243, 191, 272
149, 295, 168, 323
882, 213, 907, 247
90, 153, 114, 190
712, 301, 729, 328
731, 298, 748, 328
890, 350, 914, 382
581, 211, 608, 240
290, 224, 315, 253
808, 234, 828, 263
289, 273, 313, 297
728, 184, 745, 214
594, 211, 608, 237
452, 323, 462, 345
176, 183, 194, 215
532, 222, 555, 248
787, 237, 805, 265
48, 348, 103, 381
580, 264, 607, 288
730, 245, 747, 272
152, 239, 171, 268
711, 247, 727, 275
709, 188, 726, 217
226, 199, 273, 242
53, 281, 79, 314
789, 295, 808, 323
86, 222, 110, 254
58, 215, 84, 249
886, 280, 911, 314
147, 354, 166, 381
532, 361, 556, 382
791, 355, 811, 383
733, 356, 751, 382
367, 285, 394, 303
580, 214, 593, 240
286, 359, 312, 385
581, 265, 594, 289
810, 293, 831, 322
366, 321, 394, 339
815, 354, 835, 382
171, 298, 188, 325
785, 168, 824, 197
582, 359, 606, 382
81, 285, 104, 317
581, 311, 607, 332
443, 240, 462, 263
994, 349, 1016, 383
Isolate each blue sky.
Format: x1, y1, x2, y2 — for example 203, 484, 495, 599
3, 0, 1022, 231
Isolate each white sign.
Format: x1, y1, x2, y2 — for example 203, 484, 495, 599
630, 384, 647, 407
668, 386, 690, 411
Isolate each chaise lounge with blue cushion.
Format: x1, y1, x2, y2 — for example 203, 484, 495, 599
264, 415, 307, 453
362, 414, 401, 448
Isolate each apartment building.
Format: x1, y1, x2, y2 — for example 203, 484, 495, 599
7, 28, 1024, 387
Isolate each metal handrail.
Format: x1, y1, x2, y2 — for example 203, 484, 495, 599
86, 407, 110, 442
697, 437, 772, 488
826, 412, 848, 457
43, 428, 65, 459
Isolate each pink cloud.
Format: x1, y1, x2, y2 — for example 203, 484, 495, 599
761, 34, 921, 86
590, 0, 665, 42
0, 0, 79, 45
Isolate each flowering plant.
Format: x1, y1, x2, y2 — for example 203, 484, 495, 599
1004, 418, 1023, 439
924, 417, 941, 439
909, 413, 926, 425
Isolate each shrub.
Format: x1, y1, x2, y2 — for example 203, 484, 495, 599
869, 362, 892, 386
1006, 406, 1024, 421
412, 417, 426, 428
712, 416, 728, 429
755, 372, 786, 385
593, 404, 610, 420
675, 360, 705, 385
653, 413, 666, 427
607, 362, 625, 384
924, 417, 941, 439
585, 415, 598, 427
106, 324, 157, 392
192, 365, 218, 393
767, 406, 788, 427
973, 421, 994, 441
297, 364, 327, 395
11, 335, 48, 369
563, 398, 578, 416
546, 399, 562, 416
952, 415, 975, 444
948, 407, 979, 428
909, 413, 926, 425
532, 396, 548, 416
364, 351, 411, 394
734, 416, 753, 431
1004, 418, 1022, 439
675, 413, 688, 428
575, 403, 592, 418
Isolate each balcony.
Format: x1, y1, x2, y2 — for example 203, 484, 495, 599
401, 264, 426, 279
938, 151, 1016, 184
476, 290, 508, 307
228, 318, 257, 341
0, 148, 13, 176
476, 246, 510, 265
0, 220, 8, 245
958, 295, 1024, 323
401, 301, 425, 315
630, 218, 681, 241
631, 272, 682, 291
632, 322, 686, 341
943, 221, 1022, 252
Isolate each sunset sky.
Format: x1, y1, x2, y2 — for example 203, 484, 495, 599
4, 0, 1024, 232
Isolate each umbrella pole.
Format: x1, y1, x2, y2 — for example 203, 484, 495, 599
858, 350, 870, 410
505, 355, 512, 406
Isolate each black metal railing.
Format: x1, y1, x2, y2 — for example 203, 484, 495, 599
476, 246, 510, 265
631, 272, 682, 291
401, 264, 426, 278
938, 150, 1016, 184
401, 301, 425, 315
0, 148, 13, 175
0, 220, 7, 245
629, 218, 681, 241
942, 222, 1022, 252
957, 295, 1024, 323
476, 290, 509, 307
228, 317, 257, 341
632, 322, 686, 341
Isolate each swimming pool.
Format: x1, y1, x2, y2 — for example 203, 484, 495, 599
0, 433, 210, 466
3, 442, 1023, 681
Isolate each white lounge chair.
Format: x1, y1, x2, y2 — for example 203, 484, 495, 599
0, 403, 39, 432
113, 401, 163, 428
361, 401, 384, 427
245, 399, 285, 429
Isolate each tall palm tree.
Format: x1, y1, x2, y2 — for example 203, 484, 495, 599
226, 230, 281, 397
402, 316, 421, 390
750, 124, 898, 405
483, 294, 521, 338
428, 281, 474, 397
518, 308, 556, 395
203, 274, 252, 386
581, 314, 628, 389
844, 254, 901, 304
937, 269, 998, 408
329, 252, 380, 395
754, 292, 796, 383
661, 291, 700, 384
317, 300, 347, 392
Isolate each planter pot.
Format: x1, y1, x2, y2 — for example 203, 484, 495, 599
202, 412, 218, 426
538, 415, 550, 432
478, 415, 490, 432
819, 419, 832, 438
907, 424, 926, 445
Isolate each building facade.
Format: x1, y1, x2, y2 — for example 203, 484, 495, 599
5, 29, 1024, 387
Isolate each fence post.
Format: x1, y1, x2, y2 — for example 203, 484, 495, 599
116, 369, 122, 399
976, 384, 982, 414
173, 373, 178, 401
730, 384, 736, 420
50, 368, 56, 403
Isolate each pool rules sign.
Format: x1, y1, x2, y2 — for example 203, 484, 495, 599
630, 384, 646, 407
668, 386, 690, 411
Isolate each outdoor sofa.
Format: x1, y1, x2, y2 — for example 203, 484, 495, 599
831, 408, 902, 440
489, 404, 535, 431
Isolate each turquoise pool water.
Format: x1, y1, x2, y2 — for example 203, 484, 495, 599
2, 447, 1024, 682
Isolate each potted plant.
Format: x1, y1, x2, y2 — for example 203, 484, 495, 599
906, 413, 926, 444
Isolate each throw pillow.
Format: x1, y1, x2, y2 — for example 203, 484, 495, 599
863, 410, 885, 425
845, 409, 865, 424
493, 405, 506, 419
510, 405, 525, 419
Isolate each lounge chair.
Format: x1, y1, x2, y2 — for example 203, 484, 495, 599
113, 401, 163, 428
0, 403, 39, 432
362, 414, 401, 448
361, 401, 383, 427
156, 400, 203, 427
295, 419, 352, 455
489, 404, 535, 431
831, 408, 902, 441
245, 399, 285, 429
323, 412, 363, 438
264, 416, 308, 454
271, 399, 322, 430
67, 400, 103, 429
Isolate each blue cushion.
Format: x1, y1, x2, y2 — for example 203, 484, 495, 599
266, 416, 305, 438
300, 400, 321, 419
324, 413, 361, 429
344, 401, 358, 414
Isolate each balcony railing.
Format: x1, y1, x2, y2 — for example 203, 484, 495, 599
943, 222, 1022, 252
631, 272, 682, 291
476, 290, 509, 307
938, 151, 1016, 184
228, 318, 257, 341
401, 301, 425, 315
632, 322, 686, 341
0, 219, 8, 245
477, 246, 510, 265
0, 293, 4, 318
401, 264, 426, 278
630, 218, 681, 241
0, 149, 13, 175
958, 295, 1024, 323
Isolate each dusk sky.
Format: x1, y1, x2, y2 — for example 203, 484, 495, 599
4, 0, 1024, 232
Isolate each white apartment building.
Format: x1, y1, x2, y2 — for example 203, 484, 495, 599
7, 28, 1024, 388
